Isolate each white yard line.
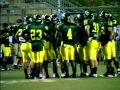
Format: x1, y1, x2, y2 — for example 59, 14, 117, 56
0, 78, 80, 84
0, 79, 56, 84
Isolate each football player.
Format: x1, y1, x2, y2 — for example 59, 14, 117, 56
99, 12, 115, 77
87, 13, 100, 77
15, 15, 35, 79
9, 20, 22, 69
42, 15, 58, 78
58, 13, 80, 78
77, 9, 91, 77
23, 14, 49, 79
0, 23, 11, 71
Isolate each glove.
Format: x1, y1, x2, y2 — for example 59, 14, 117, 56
19, 37, 26, 42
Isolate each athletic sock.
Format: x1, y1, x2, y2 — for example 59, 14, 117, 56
2, 61, 7, 70
110, 67, 115, 75
91, 68, 94, 75
24, 69, 29, 78
43, 61, 49, 78
34, 63, 37, 78
93, 67, 97, 74
83, 62, 87, 73
114, 61, 119, 69
36, 63, 40, 78
31, 68, 35, 79
61, 67, 65, 74
53, 59, 58, 76
105, 67, 111, 75
70, 60, 76, 77
61, 61, 65, 74
64, 60, 69, 77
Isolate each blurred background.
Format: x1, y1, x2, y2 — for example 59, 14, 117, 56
0, 0, 120, 27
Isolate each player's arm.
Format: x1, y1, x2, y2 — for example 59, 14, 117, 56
107, 26, 113, 40
42, 29, 49, 41
15, 28, 23, 42
84, 19, 90, 36
16, 26, 28, 42
55, 25, 63, 48
113, 19, 117, 40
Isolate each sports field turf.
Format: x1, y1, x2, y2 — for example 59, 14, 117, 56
0, 62, 120, 90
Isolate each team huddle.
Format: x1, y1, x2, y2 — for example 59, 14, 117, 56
0, 9, 120, 79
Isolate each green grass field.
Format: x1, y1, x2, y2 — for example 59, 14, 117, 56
0, 62, 120, 90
